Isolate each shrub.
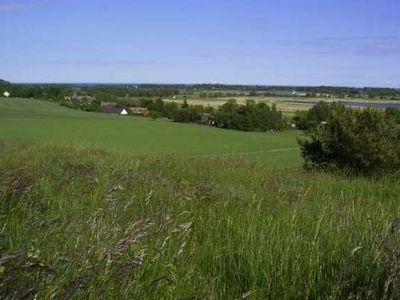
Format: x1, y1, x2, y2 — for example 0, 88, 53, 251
215, 100, 285, 131
293, 101, 333, 130
181, 99, 189, 108
173, 106, 203, 123
171, 99, 285, 131
149, 110, 160, 120
385, 107, 400, 124
299, 103, 400, 176
164, 102, 179, 119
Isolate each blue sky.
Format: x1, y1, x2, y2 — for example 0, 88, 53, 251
1, 0, 399, 87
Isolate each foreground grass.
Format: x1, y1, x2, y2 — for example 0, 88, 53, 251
1, 141, 400, 299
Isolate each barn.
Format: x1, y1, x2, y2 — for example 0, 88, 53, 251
100, 104, 128, 116
130, 107, 149, 117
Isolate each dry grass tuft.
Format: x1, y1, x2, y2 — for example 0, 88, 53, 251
57, 275, 92, 300
64, 161, 96, 182
105, 220, 154, 257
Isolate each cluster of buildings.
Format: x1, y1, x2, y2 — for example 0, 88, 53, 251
100, 102, 149, 117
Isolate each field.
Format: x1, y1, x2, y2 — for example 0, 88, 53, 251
164, 96, 314, 113
1, 97, 400, 299
0, 98, 301, 168
163, 95, 400, 115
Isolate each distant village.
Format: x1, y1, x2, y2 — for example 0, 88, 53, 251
99, 101, 149, 116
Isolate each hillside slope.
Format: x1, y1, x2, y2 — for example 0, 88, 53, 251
0, 98, 301, 168
0, 97, 95, 119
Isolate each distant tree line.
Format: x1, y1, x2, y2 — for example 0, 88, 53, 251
190, 84, 399, 99
2, 81, 399, 106
0, 82, 179, 100
85, 85, 180, 99
0, 82, 71, 101
293, 86, 399, 99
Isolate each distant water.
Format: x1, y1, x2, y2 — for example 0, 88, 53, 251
284, 100, 400, 110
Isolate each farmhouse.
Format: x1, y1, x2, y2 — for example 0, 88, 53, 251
130, 107, 149, 117
100, 104, 128, 115
101, 101, 117, 107
200, 113, 215, 125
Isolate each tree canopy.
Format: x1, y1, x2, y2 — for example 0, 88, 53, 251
299, 103, 400, 176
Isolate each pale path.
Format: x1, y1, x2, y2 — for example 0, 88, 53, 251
183, 147, 299, 158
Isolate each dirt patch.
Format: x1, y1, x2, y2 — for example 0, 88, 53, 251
64, 161, 97, 183
0, 168, 37, 196
0, 139, 6, 151
0, 251, 54, 299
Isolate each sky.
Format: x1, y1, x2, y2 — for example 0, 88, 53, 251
0, 0, 399, 87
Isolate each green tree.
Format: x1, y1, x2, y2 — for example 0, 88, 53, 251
299, 103, 400, 176
214, 99, 284, 131
164, 102, 179, 119
182, 99, 189, 109
293, 101, 333, 130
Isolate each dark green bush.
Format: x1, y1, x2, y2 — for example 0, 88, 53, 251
149, 110, 160, 120
173, 106, 203, 123
299, 103, 400, 176
214, 99, 285, 131
385, 107, 400, 124
293, 101, 333, 130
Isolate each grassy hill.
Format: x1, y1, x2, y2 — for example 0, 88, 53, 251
0, 98, 301, 168
1, 97, 400, 298
0, 97, 94, 119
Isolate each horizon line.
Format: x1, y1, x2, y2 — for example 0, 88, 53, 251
7, 81, 400, 89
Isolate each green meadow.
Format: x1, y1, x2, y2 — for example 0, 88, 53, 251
1, 97, 400, 299
0, 98, 301, 168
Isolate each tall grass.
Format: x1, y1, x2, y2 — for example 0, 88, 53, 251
1, 140, 400, 299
